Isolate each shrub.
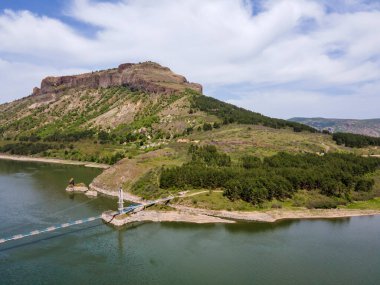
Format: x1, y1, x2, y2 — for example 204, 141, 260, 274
306, 197, 342, 209
333, 132, 380, 148
271, 203, 282, 209
202, 123, 213, 131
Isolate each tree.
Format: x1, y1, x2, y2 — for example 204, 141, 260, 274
202, 123, 213, 131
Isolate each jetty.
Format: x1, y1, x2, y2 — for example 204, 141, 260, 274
0, 189, 174, 245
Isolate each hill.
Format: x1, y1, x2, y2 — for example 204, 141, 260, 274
289, 117, 380, 137
0, 61, 315, 163
1, 61, 380, 211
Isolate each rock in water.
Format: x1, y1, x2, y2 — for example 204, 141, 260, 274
66, 183, 89, 193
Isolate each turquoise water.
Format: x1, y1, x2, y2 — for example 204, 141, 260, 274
0, 159, 380, 285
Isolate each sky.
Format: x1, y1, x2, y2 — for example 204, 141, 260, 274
0, 0, 379, 119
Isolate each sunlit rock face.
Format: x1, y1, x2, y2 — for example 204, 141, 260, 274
34, 61, 202, 96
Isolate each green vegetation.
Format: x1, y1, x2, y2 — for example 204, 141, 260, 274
191, 94, 317, 133
176, 191, 258, 211
131, 168, 166, 200
160, 145, 380, 207
187, 124, 354, 158
333, 132, 380, 148
3, 83, 366, 168
342, 198, 380, 210
0, 142, 59, 155
189, 144, 231, 166
0, 86, 184, 164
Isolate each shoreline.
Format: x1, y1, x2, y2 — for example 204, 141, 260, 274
0, 154, 110, 169
102, 210, 235, 226
89, 186, 380, 226
2, 155, 379, 225
170, 205, 380, 223
103, 207, 380, 226
100, 194, 380, 226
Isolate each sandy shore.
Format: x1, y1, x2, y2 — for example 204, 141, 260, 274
172, 205, 380, 223
0, 154, 109, 169
101, 203, 380, 226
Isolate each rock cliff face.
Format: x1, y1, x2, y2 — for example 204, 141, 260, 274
32, 61, 202, 96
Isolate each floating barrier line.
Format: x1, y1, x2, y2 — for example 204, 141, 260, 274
0, 215, 102, 244
0, 204, 140, 245
0, 196, 174, 245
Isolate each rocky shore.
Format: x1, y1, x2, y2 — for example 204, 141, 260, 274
89, 183, 143, 203
66, 183, 98, 197
102, 209, 234, 226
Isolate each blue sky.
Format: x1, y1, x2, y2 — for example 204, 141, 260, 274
0, 0, 379, 119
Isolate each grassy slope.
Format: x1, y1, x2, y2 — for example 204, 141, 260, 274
123, 124, 380, 210
122, 123, 380, 210
0, 87, 204, 163
187, 124, 380, 157
91, 147, 186, 196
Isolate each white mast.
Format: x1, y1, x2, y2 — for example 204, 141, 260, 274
118, 186, 124, 214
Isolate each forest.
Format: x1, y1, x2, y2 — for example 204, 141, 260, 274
160, 145, 380, 206
333, 132, 380, 148
190, 94, 317, 132
0, 142, 61, 155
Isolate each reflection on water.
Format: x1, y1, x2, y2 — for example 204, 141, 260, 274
0, 160, 380, 285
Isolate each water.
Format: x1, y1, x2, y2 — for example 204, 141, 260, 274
0, 160, 380, 285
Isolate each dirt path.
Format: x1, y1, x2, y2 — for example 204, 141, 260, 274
178, 190, 223, 198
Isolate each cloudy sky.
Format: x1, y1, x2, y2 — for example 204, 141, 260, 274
0, 0, 379, 119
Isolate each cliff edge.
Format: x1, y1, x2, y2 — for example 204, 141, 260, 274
32, 61, 202, 96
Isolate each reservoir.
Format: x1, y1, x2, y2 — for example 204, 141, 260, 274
0, 159, 379, 285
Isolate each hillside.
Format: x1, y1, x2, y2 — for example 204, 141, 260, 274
1, 61, 380, 211
289, 117, 380, 137
0, 61, 315, 163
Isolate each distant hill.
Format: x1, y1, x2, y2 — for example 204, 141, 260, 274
289, 117, 380, 137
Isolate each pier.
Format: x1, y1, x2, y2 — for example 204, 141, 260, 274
0, 191, 174, 245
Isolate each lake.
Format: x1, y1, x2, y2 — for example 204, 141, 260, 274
0, 159, 379, 285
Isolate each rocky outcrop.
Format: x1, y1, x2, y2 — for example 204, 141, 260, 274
32, 61, 202, 96
66, 183, 89, 193
85, 190, 98, 197
101, 210, 234, 226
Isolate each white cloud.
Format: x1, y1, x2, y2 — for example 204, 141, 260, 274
0, 0, 379, 118
0, 59, 90, 103
0, 10, 91, 61
227, 85, 380, 119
